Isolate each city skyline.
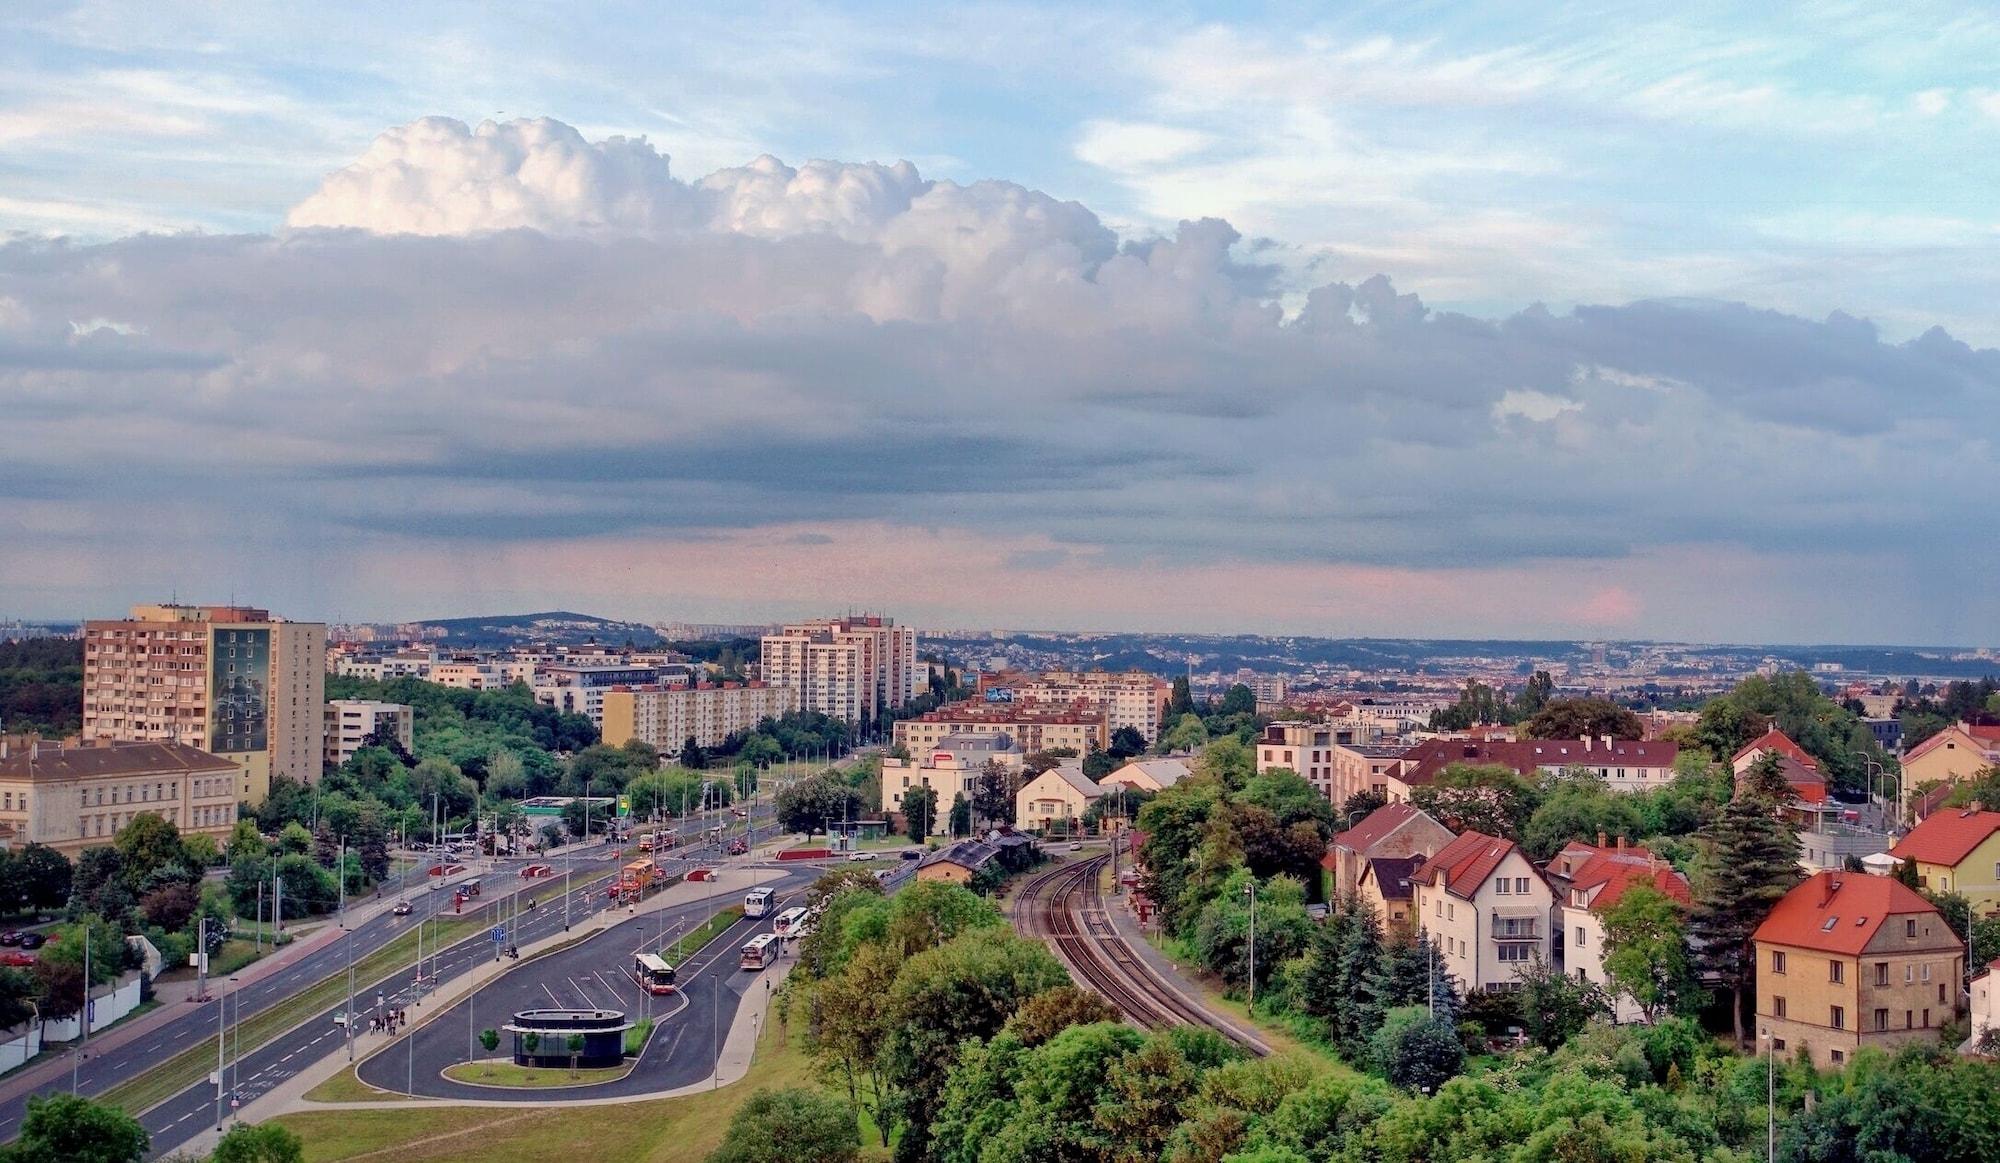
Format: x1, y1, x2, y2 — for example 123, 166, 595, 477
4, 4, 1999, 643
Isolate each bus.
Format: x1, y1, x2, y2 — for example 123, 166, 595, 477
640, 830, 679, 853
633, 953, 678, 995
739, 933, 778, 971
459, 878, 482, 899
772, 906, 809, 937
744, 887, 775, 918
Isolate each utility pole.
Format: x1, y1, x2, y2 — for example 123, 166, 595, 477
345, 928, 356, 1061
1244, 880, 1257, 1012
73, 930, 90, 1094
213, 946, 225, 1128
338, 834, 347, 928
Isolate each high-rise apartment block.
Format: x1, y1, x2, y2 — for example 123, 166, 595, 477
599, 682, 798, 758
83, 604, 325, 804
760, 616, 918, 722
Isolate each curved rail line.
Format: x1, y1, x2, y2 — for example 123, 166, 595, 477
1016, 853, 1269, 1056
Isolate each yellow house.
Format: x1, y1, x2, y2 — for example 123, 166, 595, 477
1903, 723, 2000, 797
1888, 808, 2000, 915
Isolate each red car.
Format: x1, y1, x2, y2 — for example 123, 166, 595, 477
0, 951, 33, 967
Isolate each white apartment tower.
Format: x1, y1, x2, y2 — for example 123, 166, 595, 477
761, 615, 919, 723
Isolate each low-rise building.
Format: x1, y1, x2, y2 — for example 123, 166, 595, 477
1324, 802, 1453, 898
0, 736, 240, 855
1969, 957, 2000, 1054
1410, 830, 1554, 994
1390, 736, 1679, 796
894, 702, 1106, 755
1357, 854, 1424, 934
1753, 872, 1963, 1069
975, 670, 1171, 740
1903, 723, 2000, 811
1331, 742, 1415, 805
1887, 808, 2000, 915
883, 734, 1023, 836
323, 699, 413, 768
916, 839, 999, 885
1101, 757, 1191, 793
1014, 764, 1102, 831
1255, 722, 1342, 801
1547, 838, 1692, 1022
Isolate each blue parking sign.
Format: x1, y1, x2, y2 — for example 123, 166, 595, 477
490, 926, 507, 944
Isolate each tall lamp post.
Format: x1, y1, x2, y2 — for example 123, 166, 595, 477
1243, 880, 1258, 1012
1760, 1026, 1774, 1162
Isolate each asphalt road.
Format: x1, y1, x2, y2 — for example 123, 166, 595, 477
354, 865, 829, 1100
131, 824, 802, 1158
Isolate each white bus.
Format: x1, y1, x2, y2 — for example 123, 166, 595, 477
744, 887, 775, 918
633, 953, 677, 995
739, 933, 778, 971
772, 906, 809, 937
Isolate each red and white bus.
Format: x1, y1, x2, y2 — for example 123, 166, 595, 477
633, 953, 678, 995
772, 906, 809, 937
739, 933, 778, 971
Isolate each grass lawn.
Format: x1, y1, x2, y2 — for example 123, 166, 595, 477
659, 907, 743, 963
276, 990, 823, 1162
209, 938, 269, 976
303, 1067, 404, 1103
441, 1060, 632, 1087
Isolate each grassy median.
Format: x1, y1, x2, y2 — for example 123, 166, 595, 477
658, 906, 744, 964
99, 912, 488, 1115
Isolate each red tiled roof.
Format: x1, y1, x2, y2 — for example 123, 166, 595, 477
1733, 728, 1817, 770
1393, 737, 1678, 787
1752, 872, 1942, 956
1967, 722, 2000, 744
1332, 802, 1428, 853
1568, 849, 1692, 911
1888, 809, 2000, 867
1412, 830, 1524, 900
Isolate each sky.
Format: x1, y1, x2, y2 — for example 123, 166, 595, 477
2, 1, 1997, 644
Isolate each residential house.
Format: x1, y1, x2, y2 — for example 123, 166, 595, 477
1323, 802, 1453, 898
1548, 837, 1692, 1022
1752, 871, 1963, 1070
882, 733, 1023, 837
916, 839, 999, 885
1887, 808, 2000, 915
1357, 855, 1425, 934
1102, 757, 1191, 794
1330, 742, 1415, 806
1904, 723, 2000, 814
1014, 764, 1102, 832
1410, 830, 1555, 994
1389, 736, 1680, 796
1969, 958, 2000, 1054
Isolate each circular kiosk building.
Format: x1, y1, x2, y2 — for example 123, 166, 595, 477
505, 1009, 633, 1070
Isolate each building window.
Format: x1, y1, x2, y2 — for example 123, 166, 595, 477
1515, 877, 1530, 894
1922, 964, 1931, 982
1906, 965, 1915, 983
1830, 1005, 1845, 1030
1496, 879, 1511, 894
1773, 1037, 1786, 1051
1575, 926, 1586, 947
1875, 1008, 1889, 1031
1829, 961, 1844, 984
1771, 951, 1787, 975
1773, 995, 1787, 1018
1875, 962, 1889, 987
1923, 1008, 1931, 1028
1939, 983, 1947, 1004
1830, 1050, 1845, 1065
1496, 944, 1530, 963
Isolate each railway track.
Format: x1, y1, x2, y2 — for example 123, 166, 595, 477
1016, 854, 1269, 1056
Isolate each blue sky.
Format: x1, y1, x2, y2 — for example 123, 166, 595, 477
2, 2, 1997, 642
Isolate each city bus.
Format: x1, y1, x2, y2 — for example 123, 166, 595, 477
632, 953, 678, 995
772, 906, 809, 937
744, 887, 775, 918
739, 933, 778, 971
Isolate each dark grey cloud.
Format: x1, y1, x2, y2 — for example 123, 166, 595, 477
1, 115, 1997, 628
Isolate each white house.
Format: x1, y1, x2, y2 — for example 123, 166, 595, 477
1548, 839, 1691, 1022
1410, 830, 1554, 994
1102, 757, 1191, 793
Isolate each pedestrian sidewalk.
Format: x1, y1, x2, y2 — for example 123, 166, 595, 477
172, 866, 793, 1156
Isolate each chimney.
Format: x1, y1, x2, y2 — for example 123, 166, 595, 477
1601, 734, 1614, 749
1821, 875, 1842, 906
1581, 735, 1593, 752
1597, 831, 1608, 848
1616, 834, 1628, 851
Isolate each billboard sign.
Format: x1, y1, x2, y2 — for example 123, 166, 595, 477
984, 688, 1015, 703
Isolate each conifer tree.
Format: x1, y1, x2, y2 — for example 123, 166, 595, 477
1692, 794, 1800, 1044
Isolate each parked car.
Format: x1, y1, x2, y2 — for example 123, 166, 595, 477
391, 900, 413, 917
0, 931, 21, 947
1068, 841, 1082, 851
846, 851, 872, 862
18, 933, 46, 950
0, 951, 33, 967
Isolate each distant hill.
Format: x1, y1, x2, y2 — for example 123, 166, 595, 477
409, 611, 664, 648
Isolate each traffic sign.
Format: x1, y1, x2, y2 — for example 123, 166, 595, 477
490, 925, 507, 944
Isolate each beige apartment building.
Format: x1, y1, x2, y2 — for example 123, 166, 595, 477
323, 699, 414, 768
892, 702, 1106, 755
761, 616, 918, 723
1753, 872, 1963, 1069
599, 682, 797, 758
975, 670, 1171, 740
84, 604, 324, 804
0, 736, 240, 855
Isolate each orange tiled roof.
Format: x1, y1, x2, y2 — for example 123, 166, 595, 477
1888, 809, 2000, 867
1733, 728, 1818, 770
1412, 830, 1524, 900
1752, 871, 1940, 956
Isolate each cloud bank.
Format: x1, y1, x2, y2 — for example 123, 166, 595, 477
4, 116, 1997, 640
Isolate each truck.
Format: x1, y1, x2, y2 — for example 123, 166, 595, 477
610, 859, 659, 901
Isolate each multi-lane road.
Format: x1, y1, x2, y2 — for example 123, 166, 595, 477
1, 812, 796, 1159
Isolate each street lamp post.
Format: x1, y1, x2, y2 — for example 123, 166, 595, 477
1761, 1027, 1774, 1162
1243, 880, 1258, 1012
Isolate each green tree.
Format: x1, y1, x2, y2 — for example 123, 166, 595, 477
1521, 771, 1645, 860
1692, 795, 1801, 1044
1160, 712, 1208, 754
3, 1092, 147, 1163
566, 1033, 584, 1077
1520, 698, 1644, 741
1001, 985, 1121, 1047
947, 792, 971, 839
1600, 883, 1697, 1022
1369, 1007, 1464, 1094
13, 843, 72, 914
970, 759, 1015, 831
1169, 675, 1196, 717
1513, 954, 1609, 1050
479, 1028, 499, 1054
901, 785, 938, 841
773, 772, 862, 836
1109, 725, 1149, 759
1409, 763, 1540, 838
111, 814, 187, 891
209, 1122, 304, 1163
1219, 684, 1257, 717
705, 1087, 860, 1163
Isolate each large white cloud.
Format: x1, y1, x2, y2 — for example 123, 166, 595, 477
6, 116, 2000, 639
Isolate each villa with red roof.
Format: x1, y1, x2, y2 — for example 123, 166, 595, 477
1410, 830, 1553, 994
1731, 728, 1829, 807
1323, 801, 1452, 899
1548, 838, 1692, 1021
1390, 735, 1680, 796
1753, 871, 1963, 1069
1887, 808, 2000, 914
